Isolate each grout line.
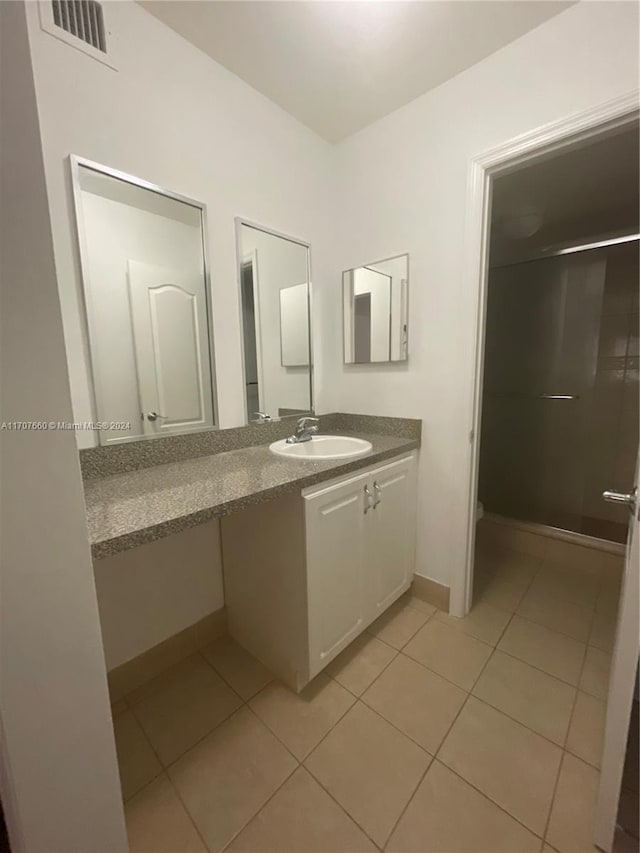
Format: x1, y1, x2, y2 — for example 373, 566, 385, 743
385, 635, 539, 848
540, 748, 568, 846
217, 757, 301, 853
433, 758, 547, 844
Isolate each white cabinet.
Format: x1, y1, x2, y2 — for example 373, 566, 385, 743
221, 451, 418, 691
365, 456, 417, 617
304, 455, 417, 679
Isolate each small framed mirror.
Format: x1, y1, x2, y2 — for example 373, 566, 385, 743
343, 253, 409, 363
71, 156, 217, 445
237, 220, 313, 422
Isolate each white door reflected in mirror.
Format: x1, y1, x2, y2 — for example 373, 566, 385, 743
128, 261, 214, 437
237, 221, 313, 423
343, 253, 409, 364
71, 157, 217, 445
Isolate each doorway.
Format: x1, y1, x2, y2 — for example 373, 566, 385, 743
462, 99, 639, 853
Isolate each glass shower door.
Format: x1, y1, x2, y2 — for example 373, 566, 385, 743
479, 251, 606, 532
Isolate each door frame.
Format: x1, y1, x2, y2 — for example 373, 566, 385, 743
240, 248, 265, 416
457, 90, 639, 620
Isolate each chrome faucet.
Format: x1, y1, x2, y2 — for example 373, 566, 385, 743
286, 416, 319, 444
254, 412, 272, 423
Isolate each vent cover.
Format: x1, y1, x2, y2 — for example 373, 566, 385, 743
51, 0, 106, 53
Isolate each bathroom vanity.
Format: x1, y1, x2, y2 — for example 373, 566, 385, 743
222, 451, 417, 691
81, 414, 420, 691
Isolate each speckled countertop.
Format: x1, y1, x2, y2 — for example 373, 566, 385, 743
85, 431, 419, 559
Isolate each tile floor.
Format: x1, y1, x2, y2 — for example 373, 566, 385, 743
114, 535, 624, 853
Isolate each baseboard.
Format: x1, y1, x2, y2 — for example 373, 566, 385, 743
483, 513, 625, 556
412, 574, 450, 612
107, 607, 227, 701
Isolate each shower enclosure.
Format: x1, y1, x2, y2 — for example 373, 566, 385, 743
479, 239, 639, 543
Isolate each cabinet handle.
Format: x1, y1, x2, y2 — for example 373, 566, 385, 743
373, 481, 382, 508
364, 485, 373, 513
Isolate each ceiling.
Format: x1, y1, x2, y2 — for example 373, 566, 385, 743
490, 124, 640, 265
139, 1, 574, 142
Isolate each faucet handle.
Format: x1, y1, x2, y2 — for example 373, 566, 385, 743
297, 416, 319, 428
254, 412, 272, 423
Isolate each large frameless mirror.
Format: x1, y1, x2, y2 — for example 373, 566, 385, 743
343, 253, 409, 363
237, 220, 313, 422
71, 157, 217, 445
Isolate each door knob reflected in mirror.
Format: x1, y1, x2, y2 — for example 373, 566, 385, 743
146, 411, 168, 422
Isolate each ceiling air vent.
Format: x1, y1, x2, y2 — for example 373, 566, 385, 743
51, 0, 106, 53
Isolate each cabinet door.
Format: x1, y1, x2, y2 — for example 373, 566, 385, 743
304, 471, 369, 678
365, 455, 417, 619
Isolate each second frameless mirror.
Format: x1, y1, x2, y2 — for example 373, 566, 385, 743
343, 253, 409, 363
237, 222, 313, 422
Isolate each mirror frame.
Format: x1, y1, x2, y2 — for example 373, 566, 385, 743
69, 154, 219, 444
234, 218, 314, 424
342, 252, 410, 365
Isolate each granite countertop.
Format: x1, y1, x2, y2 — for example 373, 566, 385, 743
85, 431, 419, 559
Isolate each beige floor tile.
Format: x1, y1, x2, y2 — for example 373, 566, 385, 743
367, 597, 429, 649
589, 608, 618, 653
131, 655, 242, 766
566, 691, 606, 768
544, 540, 605, 577
202, 636, 273, 700
530, 567, 599, 610
579, 646, 612, 700
435, 600, 512, 646
517, 586, 594, 643
249, 672, 355, 760
111, 697, 128, 717
361, 653, 466, 753
305, 702, 430, 846
546, 753, 600, 853
226, 767, 376, 853
596, 579, 622, 617
477, 545, 542, 576
387, 760, 541, 853
613, 827, 639, 853
498, 616, 586, 686
439, 696, 562, 836
472, 650, 576, 745
114, 710, 162, 801
474, 565, 533, 612
326, 633, 397, 696
617, 787, 640, 838
479, 525, 548, 558
169, 706, 297, 853
404, 619, 492, 690
125, 775, 206, 853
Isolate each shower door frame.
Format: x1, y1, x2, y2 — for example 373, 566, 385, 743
460, 90, 640, 853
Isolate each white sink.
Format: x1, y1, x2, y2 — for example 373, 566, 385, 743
269, 435, 372, 461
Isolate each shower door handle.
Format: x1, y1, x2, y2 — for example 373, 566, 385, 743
602, 487, 637, 512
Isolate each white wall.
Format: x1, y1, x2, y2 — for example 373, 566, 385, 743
325, 1, 639, 595
94, 522, 224, 669
0, 3, 126, 849
25, 0, 335, 447
241, 226, 311, 417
